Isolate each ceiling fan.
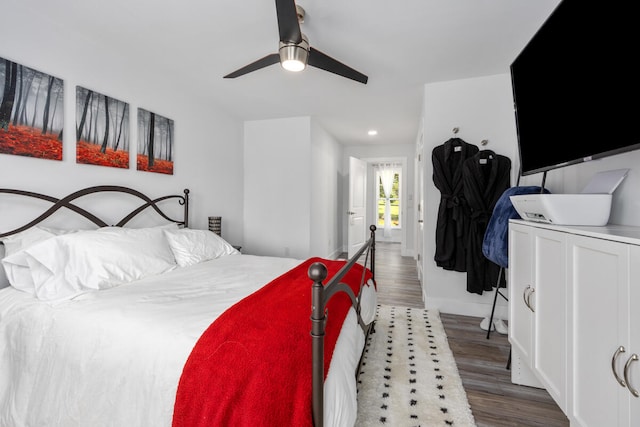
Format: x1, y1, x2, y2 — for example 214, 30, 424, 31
223, 0, 368, 84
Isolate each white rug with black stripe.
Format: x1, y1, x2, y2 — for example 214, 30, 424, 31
355, 305, 476, 426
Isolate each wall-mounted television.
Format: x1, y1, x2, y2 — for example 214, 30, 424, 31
510, 0, 640, 176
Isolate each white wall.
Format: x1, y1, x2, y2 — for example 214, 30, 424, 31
310, 121, 343, 259
243, 116, 343, 259
244, 117, 311, 258
0, 1, 244, 242
421, 73, 519, 318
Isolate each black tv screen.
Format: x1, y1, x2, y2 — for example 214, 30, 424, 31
510, 0, 640, 176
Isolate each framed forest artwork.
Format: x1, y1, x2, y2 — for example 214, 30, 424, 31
0, 57, 64, 161
137, 108, 174, 175
76, 86, 130, 169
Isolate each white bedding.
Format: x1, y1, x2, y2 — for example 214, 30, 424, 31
0, 253, 376, 427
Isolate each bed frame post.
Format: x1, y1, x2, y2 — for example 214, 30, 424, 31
182, 189, 190, 227
309, 262, 328, 427
369, 224, 376, 279
308, 224, 376, 426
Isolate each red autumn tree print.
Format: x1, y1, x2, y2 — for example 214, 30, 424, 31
75, 86, 129, 169
137, 108, 174, 175
0, 57, 64, 161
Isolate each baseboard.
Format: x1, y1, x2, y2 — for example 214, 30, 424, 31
424, 297, 509, 320
401, 248, 415, 257
328, 249, 343, 260
510, 347, 544, 388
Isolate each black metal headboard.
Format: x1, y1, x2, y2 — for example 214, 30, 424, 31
0, 185, 190, 239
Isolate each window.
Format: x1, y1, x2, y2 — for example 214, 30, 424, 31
376, 166, 401, 229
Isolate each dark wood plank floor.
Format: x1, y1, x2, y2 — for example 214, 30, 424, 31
360, 241, 570, 427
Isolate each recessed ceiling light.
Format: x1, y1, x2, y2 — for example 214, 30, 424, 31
368, 130, 378, 136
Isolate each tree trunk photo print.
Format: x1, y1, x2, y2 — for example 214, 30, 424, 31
75, 86, 130, 169
0, 57, 64, 161
137, 108, 174, 175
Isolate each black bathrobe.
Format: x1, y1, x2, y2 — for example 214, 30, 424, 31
462, 150, 511, 295
432, 138, 479, 272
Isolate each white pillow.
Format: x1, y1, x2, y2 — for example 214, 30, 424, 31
37, 226, 88, 236
0, 244, 8, 289
1, 227, 58, 293
1, 226, 57, 257
1, 249, 37, 294
163, 228, 239, 267
4, 227, 177, 301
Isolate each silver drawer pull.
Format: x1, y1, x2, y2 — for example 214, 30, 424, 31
612, 346, 627, 387
624, 354, 639, 397
523, 285, 534, 312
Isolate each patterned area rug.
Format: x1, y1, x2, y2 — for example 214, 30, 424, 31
355, 305, 476, 426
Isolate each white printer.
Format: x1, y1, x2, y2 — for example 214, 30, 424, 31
510, 169, 629, 226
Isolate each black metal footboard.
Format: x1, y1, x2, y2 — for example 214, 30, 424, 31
308, 225, 377, 427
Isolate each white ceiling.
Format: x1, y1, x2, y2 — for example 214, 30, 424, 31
21, 0, 561, 146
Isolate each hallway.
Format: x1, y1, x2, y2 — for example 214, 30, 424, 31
371, 242, 423, 309
370, 241, 569, 427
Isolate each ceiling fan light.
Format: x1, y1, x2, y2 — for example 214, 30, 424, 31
279, 36, 309, 72
281, 57, 306, 72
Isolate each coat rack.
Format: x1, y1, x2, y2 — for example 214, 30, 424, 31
452, 127, 489, 146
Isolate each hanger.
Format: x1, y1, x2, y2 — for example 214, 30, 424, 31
449, 127, 464, 151
452, 128, 462, 143
478, 149, 495, 164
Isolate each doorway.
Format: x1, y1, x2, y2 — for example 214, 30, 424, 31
372, 162, 403, 243
349, 156, 409, 256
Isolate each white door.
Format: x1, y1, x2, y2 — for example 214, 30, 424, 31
533, 229, 567, 412
629, 245, 640, 426
348, 156, 367, 259
415, 133, 424, 281
570, 235, 628, 427
508, 223, 535, 370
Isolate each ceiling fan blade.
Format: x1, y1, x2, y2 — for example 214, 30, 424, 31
275, 0, 302, 43
308, 47, 368, 84
223, 53, 280, 79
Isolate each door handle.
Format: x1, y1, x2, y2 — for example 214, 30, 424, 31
347, 211, 355, 215
612, 346, 627, 387
624, 353, 639, 397
523, 285, 535, 312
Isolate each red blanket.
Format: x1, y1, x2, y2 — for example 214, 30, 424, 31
172, 257, 373, 427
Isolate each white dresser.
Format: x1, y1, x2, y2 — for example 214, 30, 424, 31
508, 219, 640, 427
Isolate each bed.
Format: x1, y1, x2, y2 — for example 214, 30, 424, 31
0, 185, 377, 427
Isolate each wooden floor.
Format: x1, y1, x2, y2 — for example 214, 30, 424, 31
362, 241, 569, 427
